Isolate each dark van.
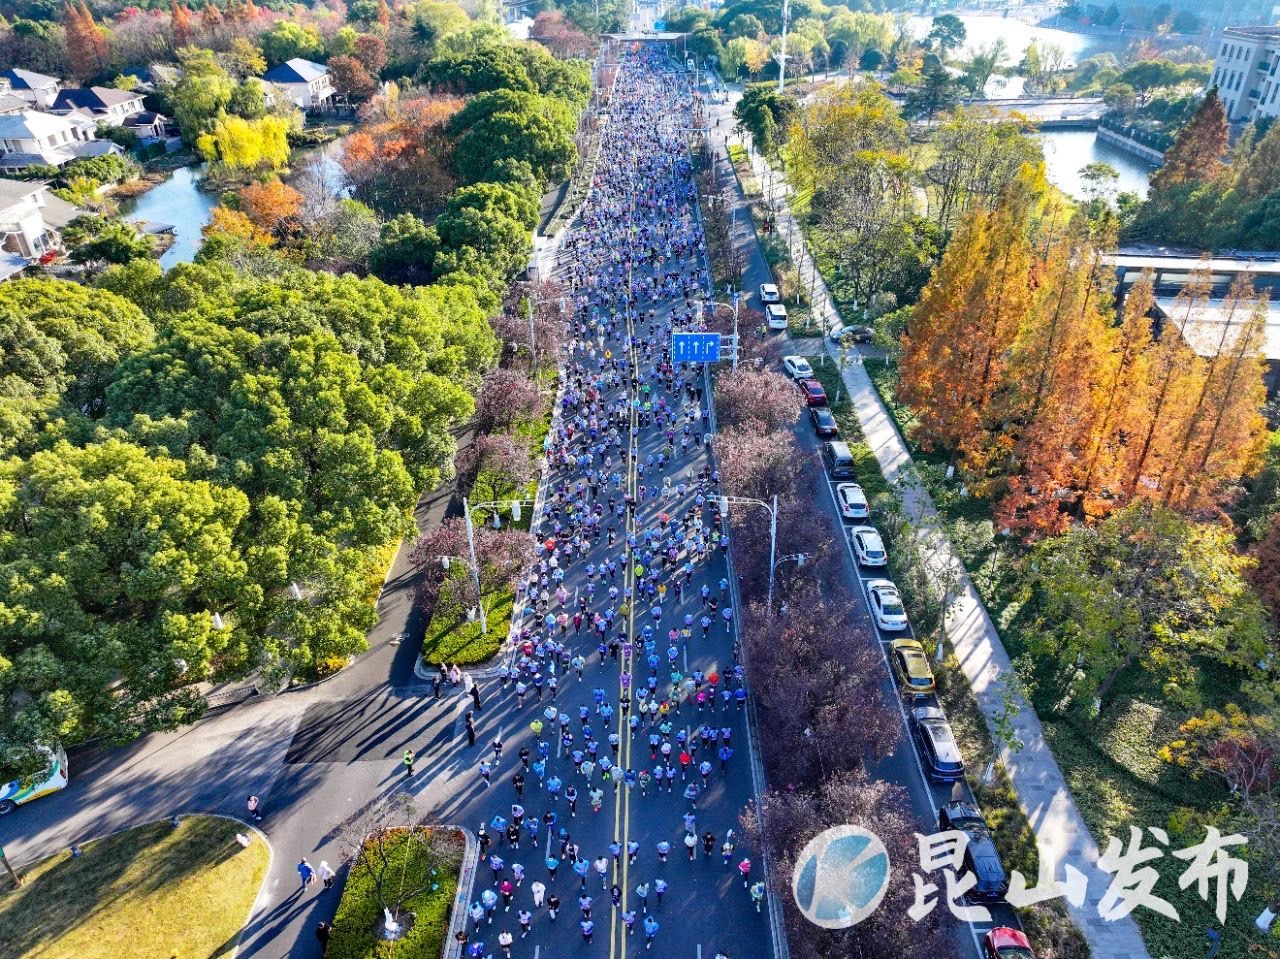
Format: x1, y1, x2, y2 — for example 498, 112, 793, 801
821, 441, 856, 479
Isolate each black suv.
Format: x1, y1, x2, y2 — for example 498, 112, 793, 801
936, 801, 1009, 902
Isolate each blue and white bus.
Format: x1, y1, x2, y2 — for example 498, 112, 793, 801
0, 747, 68, 815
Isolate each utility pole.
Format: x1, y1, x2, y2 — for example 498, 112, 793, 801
776, 0, 792, 93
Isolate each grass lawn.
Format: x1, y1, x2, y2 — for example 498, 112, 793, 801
420, 588, 514, 667
328, 827, 462, 959
0, 815, 269, 959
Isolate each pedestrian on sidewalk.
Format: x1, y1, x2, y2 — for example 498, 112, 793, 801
635, 881, 649, 913
315, 921, 331, 947
643, 915, 659, 949
403, 749, 415, 776
317, 860, 336, 889
296, 858, 315, 891
531, 880, 546, 907
547, 893, 560, 920
465, 713, 476, 747
738, 857, 752, 888
246, 795, 262, 822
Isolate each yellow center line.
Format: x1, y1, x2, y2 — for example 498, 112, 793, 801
610, 154, 642, 959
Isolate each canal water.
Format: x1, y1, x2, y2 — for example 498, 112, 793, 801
119, 139, 348, 269
906, 13, 1154, 199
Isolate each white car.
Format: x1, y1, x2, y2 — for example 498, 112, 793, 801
782, 355, 813, 380
850, 525, 887, 567
866, 578, 909, 631
766, 303, 789, 330
759, 282, 781, 304
835, 483, 869, 520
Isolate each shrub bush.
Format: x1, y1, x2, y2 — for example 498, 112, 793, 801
327, 827, 462, 959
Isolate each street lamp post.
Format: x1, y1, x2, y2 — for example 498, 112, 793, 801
770, 552, 807, 614
719, 494, 778, 608
462, 496, 540, 636
699, 296, 741, 369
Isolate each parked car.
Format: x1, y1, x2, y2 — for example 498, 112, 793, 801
809, 406, 838, 437
849, 525, 886, 566
821, 441, 856, 478
890, 638, 935, 696
782, 355, 814, 380
866, 578, 908, 631
835, 483, 868, 519
759, 282, 781, 303
799, 378, 827, 406
983, 928, 1035, 959
766, 303, 789, 330
937, 801, 1010, 902
829, 323, 874, 343
911, 706, 965, 782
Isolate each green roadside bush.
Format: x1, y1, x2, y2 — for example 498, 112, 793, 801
328, 827, 463, 959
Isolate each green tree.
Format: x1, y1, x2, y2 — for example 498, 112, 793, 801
733, 86, 797, 157
0, 278, 151, 453
63, 215, 153, 267
1027, 502, 1270, 712
165, 47, 235, 146
259, 21, 324, 66
448, 90, 576, 185
0, 439, 254, 749
925, 14, 966, 57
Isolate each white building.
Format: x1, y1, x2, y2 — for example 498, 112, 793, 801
1210, 26, 1280, 123
0, 178, 80, 278
261, 58, 334, 111
0, 68, 61, 108
0, 111, 120, 172
50, 86, 147, 126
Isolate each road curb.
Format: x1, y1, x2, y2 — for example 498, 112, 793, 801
441, 826, 479, 959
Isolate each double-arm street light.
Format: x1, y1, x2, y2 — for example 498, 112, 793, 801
718, 493, 778, 608
461, 496, 539, 635
698, 294, 741, 369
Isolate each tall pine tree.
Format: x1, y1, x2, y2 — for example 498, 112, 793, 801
899, 181, 1037, 481
63, 1, 109, 82
1149, 89, 1229, 192
170, 1, 194, 50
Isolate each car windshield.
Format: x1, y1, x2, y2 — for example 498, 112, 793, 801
1001, 949, 1034, 959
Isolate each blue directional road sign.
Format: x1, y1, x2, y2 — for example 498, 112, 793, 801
672, 332, 722, 363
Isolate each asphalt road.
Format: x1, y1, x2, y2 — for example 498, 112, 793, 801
703, 79, 1016, 957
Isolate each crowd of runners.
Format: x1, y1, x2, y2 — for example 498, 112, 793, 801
449, 46, 765, 959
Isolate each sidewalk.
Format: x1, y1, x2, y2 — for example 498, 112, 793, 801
740, 139, 1151, 959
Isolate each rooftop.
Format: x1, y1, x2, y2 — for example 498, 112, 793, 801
0, 177, 44, 209
0, 110, 84, 140
51, 86, 144, 113
1221, 25, 1280, 38
1155, 296, 1280, 361
262, 58, 329, 84
1110, 252, 1280, 274
0, 68, 58, 90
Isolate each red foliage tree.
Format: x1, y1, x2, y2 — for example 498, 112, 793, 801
473, 368, 545, 434
714, 367, 804, 431
170, 0, 195, 48
64, 1, 110, 81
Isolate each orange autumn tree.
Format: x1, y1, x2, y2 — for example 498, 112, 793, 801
1075, 272, 1157, 520
1157, 278, 1269, 511
170, 0, 195, 49
898, 179, 1037, 482
64, 1, 110, 82
239, 177, 304, 236
340, 92, 462, 219
994, 219, 1116, 537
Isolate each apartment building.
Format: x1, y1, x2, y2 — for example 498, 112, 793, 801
1211, 26, 1280, 122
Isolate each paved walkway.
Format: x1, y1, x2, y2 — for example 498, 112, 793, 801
734, 133, 1151, 959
